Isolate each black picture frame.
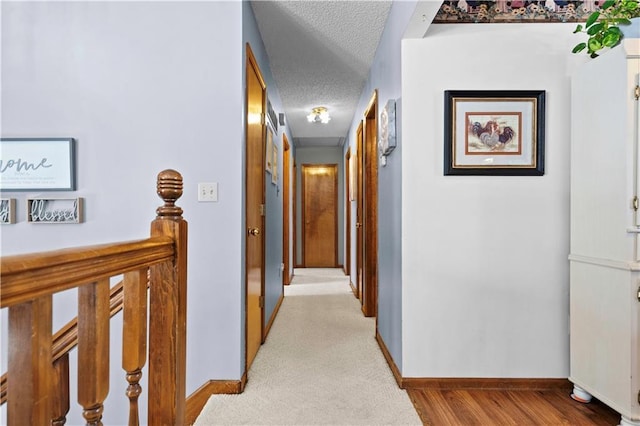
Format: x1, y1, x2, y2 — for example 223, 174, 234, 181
444, 90, 545, 176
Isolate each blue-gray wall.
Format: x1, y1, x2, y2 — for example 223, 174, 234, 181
345, 0, 418, 371
242, 1, 295, 337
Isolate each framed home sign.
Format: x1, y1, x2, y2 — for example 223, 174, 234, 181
0, 138, 76, 191
443, 90, 545, 176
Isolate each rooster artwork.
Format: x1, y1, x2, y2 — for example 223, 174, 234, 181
466, 113, 520, 154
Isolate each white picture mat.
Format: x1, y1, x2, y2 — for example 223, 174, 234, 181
453, 100, 535, 168
0, 139, 75, 190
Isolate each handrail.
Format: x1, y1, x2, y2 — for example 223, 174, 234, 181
1, 237, 173, 308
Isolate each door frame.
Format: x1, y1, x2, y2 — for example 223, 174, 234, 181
301, 163, 339, 268
244, 43, 266, 372
356, 122, 364, 303
362, 90, 378, 318
282, 134, 291, 285
293, 161, 300, 268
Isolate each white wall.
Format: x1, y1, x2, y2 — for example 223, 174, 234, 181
1, 2, 243, 423
401, 23, 588, 378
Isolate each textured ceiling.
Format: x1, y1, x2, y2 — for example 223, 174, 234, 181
251, 0, 392, 148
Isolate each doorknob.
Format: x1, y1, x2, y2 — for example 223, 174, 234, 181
248, 227, 261, 236
356, 222, 362, 228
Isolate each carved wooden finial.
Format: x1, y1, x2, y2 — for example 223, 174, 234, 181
156, 169, 184, 218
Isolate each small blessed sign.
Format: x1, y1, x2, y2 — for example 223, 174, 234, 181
0, 198, 16, 224
27, 198, 83, 224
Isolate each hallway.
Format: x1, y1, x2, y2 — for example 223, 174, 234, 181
195, 268, 621, 426
194, 268, 421, 425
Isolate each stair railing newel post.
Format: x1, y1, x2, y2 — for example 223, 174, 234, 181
147, 169, 188, 425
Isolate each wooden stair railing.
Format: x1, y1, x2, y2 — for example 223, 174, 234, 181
0, 281, 131, 405
0, 169, 188, 426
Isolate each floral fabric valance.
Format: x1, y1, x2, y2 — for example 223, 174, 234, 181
434, 1, 603, 23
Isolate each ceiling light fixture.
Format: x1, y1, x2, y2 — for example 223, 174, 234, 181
307, 106, 331, 124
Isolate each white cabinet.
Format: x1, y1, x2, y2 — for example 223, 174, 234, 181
570, 39, 640, 426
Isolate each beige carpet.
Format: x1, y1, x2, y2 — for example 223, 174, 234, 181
194, 268, 422, 425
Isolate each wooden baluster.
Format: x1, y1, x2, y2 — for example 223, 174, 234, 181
122, 269, 148, 426
7, 296, 53, 424
78, 278, 110, 426
148, 169, 188, 425
52, 353, 70, 425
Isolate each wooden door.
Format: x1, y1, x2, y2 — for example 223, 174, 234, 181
302, 164, 338, 267
245, 44, 265, 370
282, 134, 291, 285
362, 91, 378, 318
355, 122, 364, 302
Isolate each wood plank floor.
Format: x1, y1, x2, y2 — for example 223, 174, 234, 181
407, 389, 621, 425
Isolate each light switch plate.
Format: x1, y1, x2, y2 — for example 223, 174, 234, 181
198, 182, 218, 202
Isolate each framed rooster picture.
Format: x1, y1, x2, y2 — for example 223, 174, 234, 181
443, 90, 545, 176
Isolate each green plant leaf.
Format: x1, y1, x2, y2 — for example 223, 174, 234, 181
587, 22, 605, 35
588, 38, 603, 52
572, 42, 587, 53
609, 25, 623, 34
570, 0, 639, 57
585, 11, 600, 27
603, 31, 622, 47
